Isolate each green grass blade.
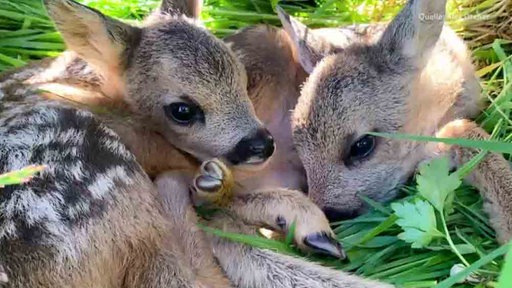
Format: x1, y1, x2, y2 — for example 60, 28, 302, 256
435, 242, 510, 288
199, 224, 299, 256
0, 52, 25, 66
369, 132, 512, 154
497, 244, 512, 288
345, 215, 398, 249
0, 165, 46, 187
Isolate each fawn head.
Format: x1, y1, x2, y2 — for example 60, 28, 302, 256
43, 0, 274, 167
279, 0, 450, 220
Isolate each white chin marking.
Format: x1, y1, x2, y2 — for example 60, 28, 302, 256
235, 157, 271, 172
245, 157, 266, 165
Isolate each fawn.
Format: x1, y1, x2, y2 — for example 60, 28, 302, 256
275, 0, 512, 245
218, 2, 511, 286
0, 0, 391, 287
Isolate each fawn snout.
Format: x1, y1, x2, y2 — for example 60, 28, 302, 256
225, 128, 275, 165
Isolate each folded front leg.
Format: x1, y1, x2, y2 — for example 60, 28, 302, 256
434, 119, 512, 244
192, 159, 344, 259
229, 189, 345, 258
154, 171, 232, 288
205, 215, 393, 288
192, 160, 393, 287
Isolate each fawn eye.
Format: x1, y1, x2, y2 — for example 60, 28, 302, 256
349, 135, 376, 160
164, 102, 203, 125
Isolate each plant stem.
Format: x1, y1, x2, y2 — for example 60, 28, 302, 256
441, 212, 471, 267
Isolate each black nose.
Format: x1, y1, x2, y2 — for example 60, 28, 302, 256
248, 129, 274, 158
323, 207, 359, 223
225, 128, 275, 165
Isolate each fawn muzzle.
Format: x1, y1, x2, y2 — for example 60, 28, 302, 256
224, 128, 275, 165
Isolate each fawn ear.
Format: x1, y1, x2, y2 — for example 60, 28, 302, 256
378, 0, 447, 67
277, 6, 336, 74
159, 0, 203, 19
44, 0, 141, 74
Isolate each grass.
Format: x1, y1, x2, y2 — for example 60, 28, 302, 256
0, 0, 511, 287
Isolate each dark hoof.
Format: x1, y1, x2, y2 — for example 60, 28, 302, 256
202, 160, 224, 179
303, 232, 346, 259
194, 175, 222, 193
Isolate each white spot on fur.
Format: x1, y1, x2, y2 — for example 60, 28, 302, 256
65, 200, 91, 221
99, 127, 133, 159
57, 128, 85, 146
0, 187, 63, 240
87, 165, 132, 199
0, 222, 16, 240
26, 52, 75, 84
0, 124, 54, 171
67, 162, 85, 181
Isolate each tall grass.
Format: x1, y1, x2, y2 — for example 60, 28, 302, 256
0, 0, 511, 287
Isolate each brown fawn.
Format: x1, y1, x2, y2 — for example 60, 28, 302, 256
275, 0, 512, 245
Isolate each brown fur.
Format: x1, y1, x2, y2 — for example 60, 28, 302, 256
276, 0, 512, 249
225, 25, 308, 191
433, 120, 512, 244
278, 0, 482, 218
25, 0, 261, 174
216, 7, 512, 288
0, 0, 392, 287
0, 0, 240, 286
0, 102, 217, 287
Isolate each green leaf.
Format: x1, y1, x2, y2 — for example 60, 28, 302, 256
416, 157, 462, 213
476, 61, 504, 77
392, 200, 444, 249
492, 40, 512, 84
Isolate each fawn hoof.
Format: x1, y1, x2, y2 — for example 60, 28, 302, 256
303, 232, 346, 259
202, 159, 225, 180
194, 175, 222, 193
194, 159, 227, 193
192, 158, 234, 207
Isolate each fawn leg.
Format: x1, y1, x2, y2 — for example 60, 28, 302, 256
154, 171, 232, 288
192, 159, 344, 258
434, 119, 512, 244
192, 159, 392, 287
204, 215, 392, 288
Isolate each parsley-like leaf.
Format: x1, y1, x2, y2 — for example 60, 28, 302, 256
416, 157, 462, 213
392, 200, 444, 248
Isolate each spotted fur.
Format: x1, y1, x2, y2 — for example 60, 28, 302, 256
0, 103, 137, 245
